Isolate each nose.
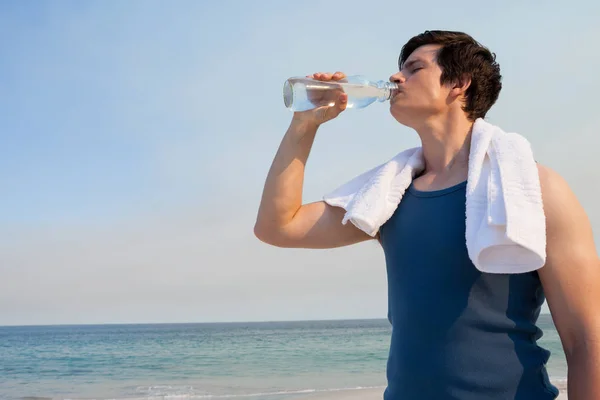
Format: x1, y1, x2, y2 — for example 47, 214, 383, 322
389, 72, 406, 84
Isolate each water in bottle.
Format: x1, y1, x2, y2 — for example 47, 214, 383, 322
283, 75, 398, 112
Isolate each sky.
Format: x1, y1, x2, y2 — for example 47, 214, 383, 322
0, 0, 599, 326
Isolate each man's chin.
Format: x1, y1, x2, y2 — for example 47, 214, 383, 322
389, 108, 412, 126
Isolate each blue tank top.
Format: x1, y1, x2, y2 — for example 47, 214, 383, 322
379, 180, 559, 400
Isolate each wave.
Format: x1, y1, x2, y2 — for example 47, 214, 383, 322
58, 385, 385, 400
41, 378, 569, 400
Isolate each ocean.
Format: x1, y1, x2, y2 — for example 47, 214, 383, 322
0, 315, 566, 400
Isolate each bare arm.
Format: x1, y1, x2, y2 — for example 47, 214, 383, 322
254, 72, 373, 249
537, 164, 600, 399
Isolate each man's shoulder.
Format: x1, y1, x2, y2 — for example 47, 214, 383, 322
536, 163, 565, 192
536, 163, 587, 232
536, 163, 572, 202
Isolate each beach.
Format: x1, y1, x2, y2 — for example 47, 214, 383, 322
297, 381, 569, 400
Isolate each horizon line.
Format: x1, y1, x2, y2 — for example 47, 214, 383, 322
0, 316, 391, 328
0, 311, 554, 329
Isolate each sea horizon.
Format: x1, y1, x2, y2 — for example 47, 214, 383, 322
0, 311, 555, 328
0, 317, 391, 328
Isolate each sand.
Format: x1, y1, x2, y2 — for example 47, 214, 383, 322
297, 380, 568, 399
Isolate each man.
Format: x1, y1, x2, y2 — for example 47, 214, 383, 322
254, 30, 600, 399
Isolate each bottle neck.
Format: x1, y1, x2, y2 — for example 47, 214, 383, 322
375, 80, 398, 102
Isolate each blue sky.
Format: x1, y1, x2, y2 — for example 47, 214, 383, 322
1, 0, 599, 325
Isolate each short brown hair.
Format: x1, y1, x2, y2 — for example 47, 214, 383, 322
399, 30, 502, 121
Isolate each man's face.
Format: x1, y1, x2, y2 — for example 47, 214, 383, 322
388, 44, 455, 127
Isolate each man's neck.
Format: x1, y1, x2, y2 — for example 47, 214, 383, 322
415, 114, 474, 175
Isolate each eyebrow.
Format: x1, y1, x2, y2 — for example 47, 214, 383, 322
401, 58, 426, 71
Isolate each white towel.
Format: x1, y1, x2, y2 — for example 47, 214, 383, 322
322, 118, 546, 274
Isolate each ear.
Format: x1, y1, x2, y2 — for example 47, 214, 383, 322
451, 74, 471, 97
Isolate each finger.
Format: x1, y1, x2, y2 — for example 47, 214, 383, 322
332, 71, 346, 80
338, 93, 348, 110
319, 93, 347, 122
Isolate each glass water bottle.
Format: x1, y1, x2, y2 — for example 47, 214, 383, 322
283, 75, 398, 112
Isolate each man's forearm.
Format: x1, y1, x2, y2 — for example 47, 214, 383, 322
255, 117, 319, 232
567, 339, 600, 399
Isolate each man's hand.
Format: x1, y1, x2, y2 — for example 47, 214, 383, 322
293, 71, 349, 127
